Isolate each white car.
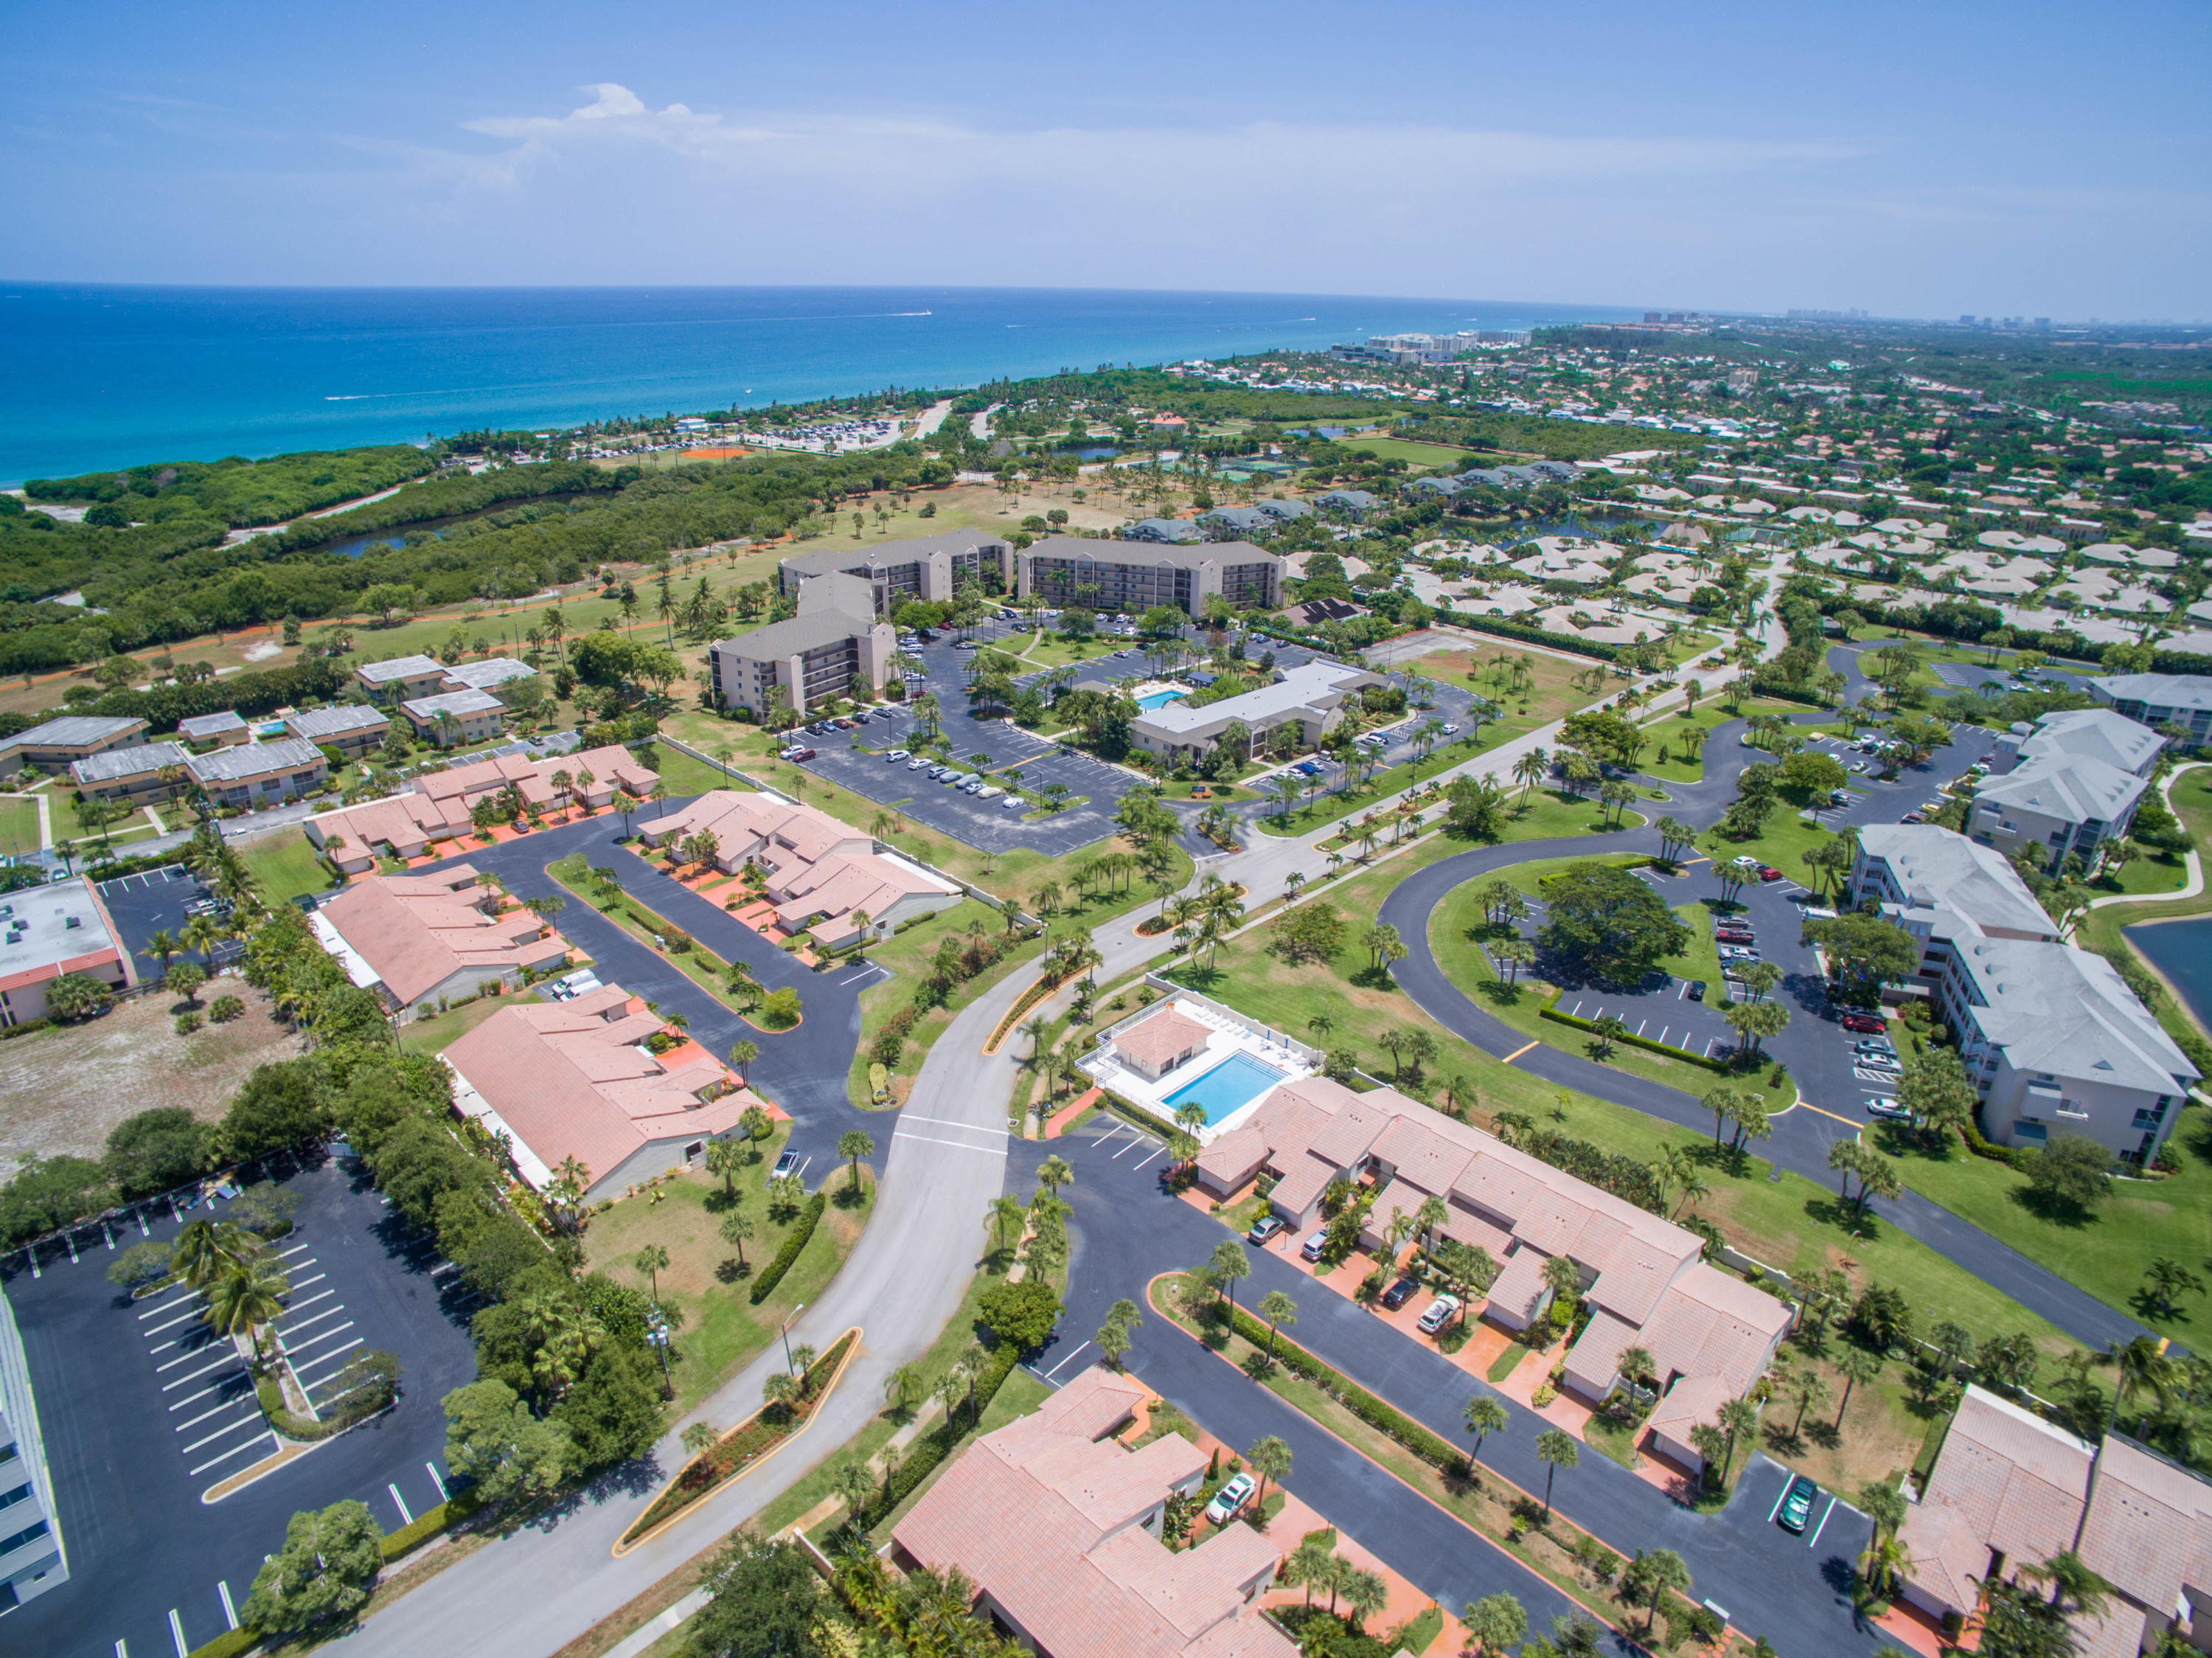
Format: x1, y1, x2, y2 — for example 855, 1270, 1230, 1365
1417, 1294, 1461, 1335
1865, 1096, 1912, 1121
1204, 1471, 1257, 1527
886, 749, 908, 761
908, 757, 930, 770
1440, 724, 1460, 735
1001, 794, 1026, 808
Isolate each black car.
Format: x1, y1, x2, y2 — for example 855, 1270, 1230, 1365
1686, 980, 1708, 1002
1380, 1276, 1419, 1310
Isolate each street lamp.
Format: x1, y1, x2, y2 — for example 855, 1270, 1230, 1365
780, 1303, 807, 1375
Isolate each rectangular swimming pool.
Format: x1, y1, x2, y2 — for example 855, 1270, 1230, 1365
1161, 1050, 1288, 1125
1136, 689, 1186, 711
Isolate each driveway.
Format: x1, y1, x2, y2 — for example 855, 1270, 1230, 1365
3, 1148, 476, 1658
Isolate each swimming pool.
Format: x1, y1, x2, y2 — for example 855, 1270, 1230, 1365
1137, 689, 1186, 711
1161, 1050, 1288, 1125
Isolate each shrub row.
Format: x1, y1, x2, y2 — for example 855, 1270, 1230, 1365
749, 1192, 827, 1304
1440, 608, 1624, 663
984, 974, 1055, 1054
379, 1489, 484, 1564
1220, 1297, 1465, 1473
853, 1342, 1020, 1527
184, 1626, 262, 1658
1538, 994, 1733, 1074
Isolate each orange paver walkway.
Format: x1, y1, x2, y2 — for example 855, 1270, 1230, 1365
1488, 1332, 1594, 1437
1872, 1599, 1948, 1658
1042, 1087, 1102, 1139
1257, 1491, 1439, 1645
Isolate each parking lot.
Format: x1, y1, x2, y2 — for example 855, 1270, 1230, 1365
1, 1148, 476, 1658
96, 864, 246, 979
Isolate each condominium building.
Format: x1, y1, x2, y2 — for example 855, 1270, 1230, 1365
2091, 672, 2212, 744
0, 1291, 66, 1606
352, 654, 451, 703
1016, 536, 1281, 615
302, 743, 655, 870
285, 703, 394, 760
706, 573, 893, 718
176, 710, 250, 749
181, 736, 329, 811
69, 740, 189, 803
398, 688, 507, 747
0, 715, 149, 780
310, 864, 572, 1019
774, 530, 1012, 611
1130, 661, 1382, 766
0, 875, 136, 1028
1851, 825, 2197, 1161
1973, 710, 2157, 866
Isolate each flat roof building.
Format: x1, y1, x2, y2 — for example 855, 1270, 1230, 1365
707, 574, 894, 718
353, 654, 450, 703
285, 703, 393, 759
1130, 660, 1380, 765
439, 657, 538, 693
2091, 672, 2212, 743
1854, 825, 2197, 1160
443, 984, 765, 1201
182, 736, 329, 811
69, 740, 189, 803
1018, 535, 1281, 617
399, 687, 507, 747
310, 864, 571, 1019
0, 715, 149, 780
775, 530, 1012, 611
176, 710, 250, 749
0, 875, 136, 1028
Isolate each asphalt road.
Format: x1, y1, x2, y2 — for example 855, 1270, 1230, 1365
4, 1150, 476, 1658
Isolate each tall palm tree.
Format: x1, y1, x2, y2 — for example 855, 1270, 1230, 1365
171, 1218, 254, 1288
983, 1193, 1026, 1255
204, 1253, 290, 1362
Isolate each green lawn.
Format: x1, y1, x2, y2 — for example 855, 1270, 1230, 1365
2076, 766, 2212, 1058
0, 798, 38, 859
1335, 436, 1486, 469
237, 829, 337, 905
2090, 848, 2191, 898
1635, 696, 1846, 784
397, 993, 523, 1055
583, 1127, 873, 1411
846, 898, 1043, 1112
1148, 841, 2083, 1367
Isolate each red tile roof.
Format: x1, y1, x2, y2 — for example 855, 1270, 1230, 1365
1114, 1005, 1215, 1072
316, 866, 570, 1004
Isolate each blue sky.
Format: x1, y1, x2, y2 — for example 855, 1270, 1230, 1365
4, 0, 2207, 319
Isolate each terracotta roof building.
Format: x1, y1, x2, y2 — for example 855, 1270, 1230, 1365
639, 790, 959, 948
1109, 1005, 1217, 1081
1899, 1385, 2212, 1655
442, 983, 761, 1200
1194, 1075, 1789, 1460
302, 743, 657, 870
893, 1365, 1296, 1658
310, 865, 571, 1017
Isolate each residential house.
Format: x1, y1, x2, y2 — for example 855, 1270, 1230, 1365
399, 687, 507, 748
1194, 1075, 1790, 1469
69, 740, 189, 804
2090, 673, 2212, 744
442, 984, 764, 1201
1120, 518, 1206, 545
775, 530, 1012, 611
1313, 489, 1380, 516
0, 716, 149, 780
1852, 825, 2197, 1160
1130, 661, 1382, 766
310, 865, 571, 1019
706, 573, 894, 718
176, 711, 250, 749
892, 1365, 1295, 1658
0, 876, 136, 1028
637, 790, 959, 948
1196, 505, 1271, 538
1899, 1384, 2212, 1657
1020, 536, 1281, 617
182, 736, 328, 811
1255, 498, 1312, 524
285, 703, 394, 760
301, 743, 656, 870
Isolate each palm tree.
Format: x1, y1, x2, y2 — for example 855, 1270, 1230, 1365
1018, 1016, 1050, 1064
1462, 1593, 1526, 1657
1464, 1394, 1508, 1458
703, 1136, 745, 1197
171, 1218, 254, 1288
1630, 1548, 1691, 1635
1716, 1395, 1759, 1485
1534, 1428, 1579, 1522
204, 1252, 290, 1362
728, 1039, 759, 1084
762, 1370, 802, 1418
1835, 1347, 1883, 1428
145, 929, 180, 974
1512, 748, 1548, 802
1339, 1567, 1388, 1632
1284, 1539, 1336, 1609
836, 1130, 874, 1196
983, 1193, 1026, 1255
1244, 1435, 1292, 1510
719, 1209, 755, 1271
1036, 1154, 1074, 1198
1207, 1239, 1251, 1314
1258, 1289, 1297, 1364
1858, 1530, 1914, 1598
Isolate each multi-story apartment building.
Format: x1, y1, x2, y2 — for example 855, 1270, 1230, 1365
1972, 709, 2158, 867
2090, 672, 2212, 745
774, 530, 1011, 612
0, 1291, 66, 1607
285, 703, 394, 760
0, 715, 149, 780
69, 740, 189, 804
1015, 536, 1281, 616
707, 573, 892, 718
181, 736, 329, 811
1851, 825, 2197, 1162
398, 688, 506, 748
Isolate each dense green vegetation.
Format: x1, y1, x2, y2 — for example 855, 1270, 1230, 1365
24, 445, 435, 526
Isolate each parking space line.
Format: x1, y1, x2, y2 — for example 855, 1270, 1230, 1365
173, 1397, 252, 1432
170, 1609, 187, 1658
1111, 1134, 1158, 1159
219, 1583, 238, 1631
189, 1431, 275, 1477
146, 1305, 210, 1335
162, 1355, 243, 1390
1090, 1122, 1127, 1147
156, 1343, 228, 1373
281, 1306, 349, 1339
1808, 1494, 1839, 1549
1765, 1477, 1791, 1524
295, 1339, 365, 1384
285, 1322, 357, 1357
181, 1414, 268, 1455
279, 1289, 335, 1320
1040, 1340, 1093, 1381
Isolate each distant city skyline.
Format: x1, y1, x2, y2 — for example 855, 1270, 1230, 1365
2, 0, 2206, 320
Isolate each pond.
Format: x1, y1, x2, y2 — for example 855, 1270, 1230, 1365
2125, 915, 2212, 1032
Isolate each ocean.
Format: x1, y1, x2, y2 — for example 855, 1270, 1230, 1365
0, 283, 1640, 486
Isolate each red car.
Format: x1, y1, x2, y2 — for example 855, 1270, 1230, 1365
790, 746, 817, 761
1757, 865, 1784, 882
1840, 1013, 1887, 1035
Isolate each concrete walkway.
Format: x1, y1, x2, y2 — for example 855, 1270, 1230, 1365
2088, 762, 2207, 909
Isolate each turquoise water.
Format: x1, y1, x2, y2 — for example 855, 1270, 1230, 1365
1137, 689, 1186, 710
0, 283, 1641, 484
2126, 918, 2212, 1032
1161, 1051, 1288, 1125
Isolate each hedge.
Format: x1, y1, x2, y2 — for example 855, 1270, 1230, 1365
1440, 609, 1623, 663
851, 1342, 1020, 1527
254, 1373, 392, 1443
1220, 1297, 1467, 1473
184, 1626, 262, 1658
379, 1488, 484, 1563
1539, 993, 1733, 1074
750, 1192, 827, 1303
